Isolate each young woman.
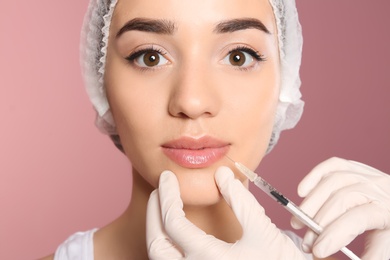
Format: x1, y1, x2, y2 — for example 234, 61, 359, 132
43, 0, 390, 259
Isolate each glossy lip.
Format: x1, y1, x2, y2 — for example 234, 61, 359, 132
161, 136, 230, 169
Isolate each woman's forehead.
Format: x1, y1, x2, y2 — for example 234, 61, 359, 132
111, 0, 276, 34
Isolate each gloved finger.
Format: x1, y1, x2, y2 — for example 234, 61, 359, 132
312, 203, 389, 258
301, 230, 317, 253
146, 190, 184, 260
361, 229, 390, 260
348, 160, 385, 175
215, 166, 269, 241
158, 170, 224, 253
291, 172, 363, 229
301, 184, 388, 254
298, 157, 380, 197
310, 183, 382, 228
294, 174, 390, 230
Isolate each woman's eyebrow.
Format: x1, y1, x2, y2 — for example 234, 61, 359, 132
116, 18, 176, 38
214, 18, 271, 34
116, 17, 270, 38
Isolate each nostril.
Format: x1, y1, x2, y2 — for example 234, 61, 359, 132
168, 92, 218, 119
177, 112, 190, 118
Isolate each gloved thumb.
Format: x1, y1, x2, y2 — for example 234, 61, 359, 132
157, 171, 224, 253
146, 189, 184, 260
214, 166, 270, 242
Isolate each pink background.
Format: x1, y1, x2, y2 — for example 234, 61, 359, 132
1, 1, 389, 259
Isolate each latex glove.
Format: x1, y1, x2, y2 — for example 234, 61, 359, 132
146, 166, 308, 260
291, 157, 390, 260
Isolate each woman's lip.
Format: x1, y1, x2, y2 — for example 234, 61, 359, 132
161, 136, 230, 168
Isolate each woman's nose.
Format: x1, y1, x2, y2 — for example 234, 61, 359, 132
168, 64, 220, 119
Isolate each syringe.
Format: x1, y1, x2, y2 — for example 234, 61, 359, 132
228, 157, 360, 260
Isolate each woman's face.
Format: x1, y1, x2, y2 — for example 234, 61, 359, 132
105, 0, 280, 205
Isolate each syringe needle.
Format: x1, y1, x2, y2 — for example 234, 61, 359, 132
225, 155, 235, 163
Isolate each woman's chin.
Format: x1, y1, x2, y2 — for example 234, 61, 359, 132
180, 185, 222, 207
176, 171, 223, 207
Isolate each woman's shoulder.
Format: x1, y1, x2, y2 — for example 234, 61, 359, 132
49, 228, 98, 260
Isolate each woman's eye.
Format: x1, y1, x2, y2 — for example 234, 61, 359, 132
127, 50, 169, 68
222, 48, 264, 68
228, 50, 252, 66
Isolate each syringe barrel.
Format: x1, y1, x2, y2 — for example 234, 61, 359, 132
253, 176, 288, 205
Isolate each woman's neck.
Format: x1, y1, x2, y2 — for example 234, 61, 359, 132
94, 167, 242, 259
94, 169, 153, 260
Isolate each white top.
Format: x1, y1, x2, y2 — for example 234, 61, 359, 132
54, 229, 313, 260
54, 228, 97, 260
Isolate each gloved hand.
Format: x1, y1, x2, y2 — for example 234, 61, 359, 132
291, 157, 390, 260
146, 166, 307, 260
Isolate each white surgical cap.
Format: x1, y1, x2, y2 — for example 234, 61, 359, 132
80, 0, 304, 152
